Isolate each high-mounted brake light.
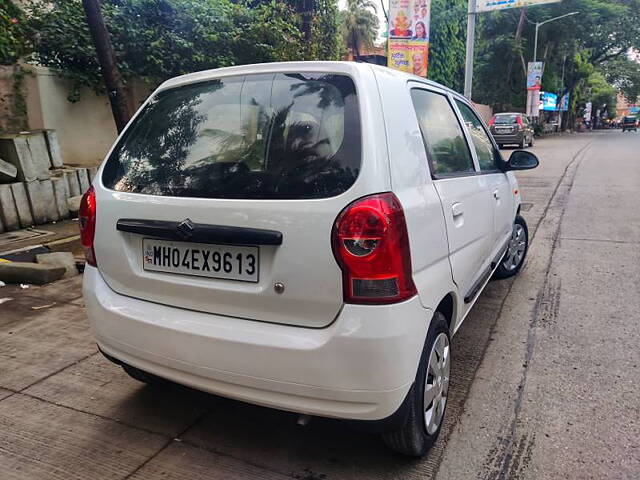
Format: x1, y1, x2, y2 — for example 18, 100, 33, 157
79, 186, 97, 267
332, 193, 417, 304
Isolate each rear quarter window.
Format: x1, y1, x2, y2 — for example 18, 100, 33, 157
102, 73, 361, 199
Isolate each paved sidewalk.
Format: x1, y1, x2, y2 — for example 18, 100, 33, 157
1, 133, 628, 479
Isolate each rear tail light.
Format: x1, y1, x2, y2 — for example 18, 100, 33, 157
79, 186, 97, 267
489, 117, 496, 126
516, 116, 524, 130
332, 193, 417, 304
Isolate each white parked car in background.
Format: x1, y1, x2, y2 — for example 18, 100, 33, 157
81, 62, 538, 456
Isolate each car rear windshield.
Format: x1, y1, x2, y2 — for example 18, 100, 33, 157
494, 114, 519, 124
102, 73, 361, 199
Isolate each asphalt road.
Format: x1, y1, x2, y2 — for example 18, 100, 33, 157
0, 130, 637, 479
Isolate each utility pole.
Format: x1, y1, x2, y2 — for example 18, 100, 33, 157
82, 0, 131, 133
529, 11, 578, 119
464, 0, 477, 99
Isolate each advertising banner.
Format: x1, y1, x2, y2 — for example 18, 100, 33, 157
630, 106, 640, 114
540, 92, 558, 111
559, 93, 570, 111
584, 101, 592, 119
476, 0, 562, 13
388, 41, 429, 76
527, 62, 544, 90
388, 0, 430, 77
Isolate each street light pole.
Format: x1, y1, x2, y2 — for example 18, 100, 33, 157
464, 0, 477, 99
533, 12, 579, 63
529, 11, 579, 118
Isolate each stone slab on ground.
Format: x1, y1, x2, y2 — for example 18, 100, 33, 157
26, 180, 55, 224
44, 129, 64, 168
52, 176, 70, 219
0, 300, 96, 389
24, 353, 212, 437
0, 261, 65, 285
77, 168, 90, 193
0, 394, 167, 480
0, 157, 17, 182
0, 218, 79, 255
0, 388, 12, 402
68, 195, 82, 217
25, 132, 52, 180
0, 184, 19, 231
41, 179, 60, 222
36, 251, 78, 278
65, 169, 81, 197
0, 135, 38, 182
10, 182, 34, 228
129, 441, 292, 480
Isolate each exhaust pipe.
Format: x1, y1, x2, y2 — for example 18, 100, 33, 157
297, 414, 312, 427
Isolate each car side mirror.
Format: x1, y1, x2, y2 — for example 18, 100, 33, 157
507, 150, 539, 171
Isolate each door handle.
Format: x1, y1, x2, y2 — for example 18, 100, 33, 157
452, 202, 464, 217
493, 190, 500, 200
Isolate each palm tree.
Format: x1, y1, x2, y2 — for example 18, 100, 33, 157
341, 0, 379, 62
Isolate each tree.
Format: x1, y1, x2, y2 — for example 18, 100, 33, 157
340, 0, 378, 61
27, 0, 307, 101
425, 0, 467, 91
0, 0, 29, 65
81, 0, 131, 132
470, 0, 640, 126
602, 55, 640, 104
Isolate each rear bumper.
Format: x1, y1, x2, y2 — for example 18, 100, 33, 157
492, 132, 524, 144
83, 267, 432, 421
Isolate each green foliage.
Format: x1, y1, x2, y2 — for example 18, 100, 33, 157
470, 0, 640, 124
27, 0, 311, 100
309, 0, 341, 60
0, 0, 30, 65
602, 56, 640, 104
427, 0, 467, 91
340, 0, 378, 59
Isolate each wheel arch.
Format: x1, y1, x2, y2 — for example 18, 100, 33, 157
434, 292, 457, 332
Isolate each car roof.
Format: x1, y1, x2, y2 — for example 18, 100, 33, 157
494, 112, 525, 116
156, 61, 464, 99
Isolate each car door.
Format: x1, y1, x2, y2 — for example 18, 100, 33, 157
454, 99, 514, 262
410, 87, 494, 306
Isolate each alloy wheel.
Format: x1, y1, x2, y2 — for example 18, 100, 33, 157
424, 333, 450, 435
502, 223, 526, 271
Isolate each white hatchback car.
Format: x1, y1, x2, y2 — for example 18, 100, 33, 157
81, 62, 538, 456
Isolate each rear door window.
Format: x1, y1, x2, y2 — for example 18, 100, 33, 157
410, 89, 475, 176
102, 73, 361, 199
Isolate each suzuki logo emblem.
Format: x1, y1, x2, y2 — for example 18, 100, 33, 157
176, 218, 195, 240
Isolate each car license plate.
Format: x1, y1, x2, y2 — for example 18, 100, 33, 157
496, 128, 511, 134
142, 239, 259, 282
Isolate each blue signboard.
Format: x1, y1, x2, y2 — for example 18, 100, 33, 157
559, 93, 570, 111
540, 92, 558, 111
630, 106, 640, 114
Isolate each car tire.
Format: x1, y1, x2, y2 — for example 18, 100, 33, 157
382, 312, 451, 457
529, 136, 534, 147
122, 363, 167, 385
494, 215, 529, 279
519, 138, 526, 149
